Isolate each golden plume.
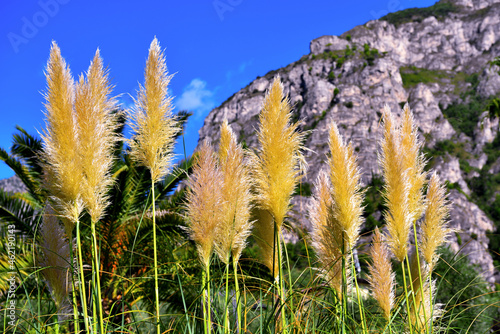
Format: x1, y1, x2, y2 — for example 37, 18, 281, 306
75, 49, 119, 221
379, 105, 412, 262
41, 41, 83, 235
214, 120, 254, 264
328, 121, 364, 248
367, 227, 395, 321
251, 76, 306, 229
309, 170, 345, 296
185, 141, 223, 269
420, 172, 451, 269
129, 37, 177, 183
400, 103, 427, 222
250, 76, 306, 276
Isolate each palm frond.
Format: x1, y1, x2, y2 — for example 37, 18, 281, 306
11, 125, 43, 177
0, 147, 42, 203
0, 188, 40, 237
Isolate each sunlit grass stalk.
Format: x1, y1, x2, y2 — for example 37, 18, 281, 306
151, 180, 161, 331
350, 252, 366, 333
224, 260, 230, 333
401, 261, 414, 334
232, 257, 241, 332
411, 223, 429, 332
76, 219, 90, 333
277, 229, 287, 332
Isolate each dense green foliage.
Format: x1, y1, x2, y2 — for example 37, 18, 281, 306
434, 247, 500, 333
380, 2, 458, 26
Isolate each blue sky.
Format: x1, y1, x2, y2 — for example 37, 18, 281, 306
0, 0, 437, 179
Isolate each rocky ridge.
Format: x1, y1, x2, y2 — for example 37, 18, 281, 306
198, 0, 500, 283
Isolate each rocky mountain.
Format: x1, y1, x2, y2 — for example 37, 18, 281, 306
197, 0, 500, 283
0, 175, 27, 194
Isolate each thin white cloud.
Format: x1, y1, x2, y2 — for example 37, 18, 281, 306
226, 60, 252, 81
175, 78, 215, 117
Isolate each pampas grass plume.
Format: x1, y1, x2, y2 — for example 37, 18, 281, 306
367, 227, 395, 321
309, 170, 345, 295
251, 76, 306, 229
185, 141, 223, 269
75, 49, 119, 221
129, 38, 177, 183
400, 103, 427, 221
420, 172, 451, 268
41, 41, 83, 234
328, 121, 364, 248
214, 120, 253, 264
379, 105, 412, 262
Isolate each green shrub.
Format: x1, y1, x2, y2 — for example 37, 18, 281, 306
399, 66, 447, 88
362, 43, 379, 66
433, 246, 500, 333
380, 2, 458, 26
328, 70, 335, 80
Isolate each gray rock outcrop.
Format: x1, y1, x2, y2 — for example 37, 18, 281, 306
197, 0, 500, 282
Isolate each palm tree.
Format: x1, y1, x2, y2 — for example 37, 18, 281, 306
0, 110, 197, 332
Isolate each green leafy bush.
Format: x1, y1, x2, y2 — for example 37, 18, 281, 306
380, 2, 458, 26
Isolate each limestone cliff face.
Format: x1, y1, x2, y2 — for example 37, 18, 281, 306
197, 0, 500, 282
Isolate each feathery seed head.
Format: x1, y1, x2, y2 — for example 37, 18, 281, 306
129, 38, 178, 183
76, 49, 119, 221
328, 122, 364, 248
309, 170, 349, 296
41, 42, 83, 229
185, 141, 223, 270
420, 172, 451, 268
379, 105, 413, 262
367, 227, 395, 321
252, 75, 306, 230
214, 120, 254, 264
400, 103, 427, 221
